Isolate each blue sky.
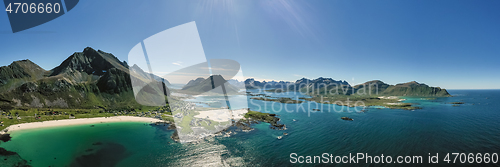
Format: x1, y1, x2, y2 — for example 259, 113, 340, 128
0, 0, 499, 89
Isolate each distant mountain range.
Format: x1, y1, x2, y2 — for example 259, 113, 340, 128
244, 78, 295, 89
197, 76, 449, 97
0, 47, 168, 110
243, 77, 450, 97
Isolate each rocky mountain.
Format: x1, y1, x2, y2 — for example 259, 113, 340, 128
0, 60, 47, 92
294, 78, 311, 86
183, 78, 206, 90
49, 47, 129, 83
244, 78, 262, 89
182, 75, 239, 95
0, 47, 169, 110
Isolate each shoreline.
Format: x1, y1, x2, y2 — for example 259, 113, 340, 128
0, 116, 162, 134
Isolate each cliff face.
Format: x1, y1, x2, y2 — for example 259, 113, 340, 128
96, 68, 132, 94
0, 47, 169, 110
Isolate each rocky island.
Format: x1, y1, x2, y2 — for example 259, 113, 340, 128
243, 110, 284, 129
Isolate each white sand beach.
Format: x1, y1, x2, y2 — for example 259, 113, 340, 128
378, 96, 400, 99
194, 109, 248, 122
1, 116, 161, 134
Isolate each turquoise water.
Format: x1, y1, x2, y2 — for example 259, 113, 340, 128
0, 122, 175, 166
1, 90, 500, 166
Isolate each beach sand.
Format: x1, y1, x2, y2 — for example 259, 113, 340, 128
193, 109, 248, 122
1, 116, 161, 134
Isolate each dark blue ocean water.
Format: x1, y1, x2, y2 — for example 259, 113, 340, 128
1, 90, 499, 166
217, 90, 500, 166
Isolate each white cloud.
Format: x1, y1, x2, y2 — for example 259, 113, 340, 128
172, 61, 183, 66
293, 74, 306, 78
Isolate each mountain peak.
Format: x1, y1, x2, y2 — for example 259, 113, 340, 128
83, 46, 97, 53
13, 59, 32, 64
50, 48, 128, 79
0, 59, 46, 90
295, 78, 311, 83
